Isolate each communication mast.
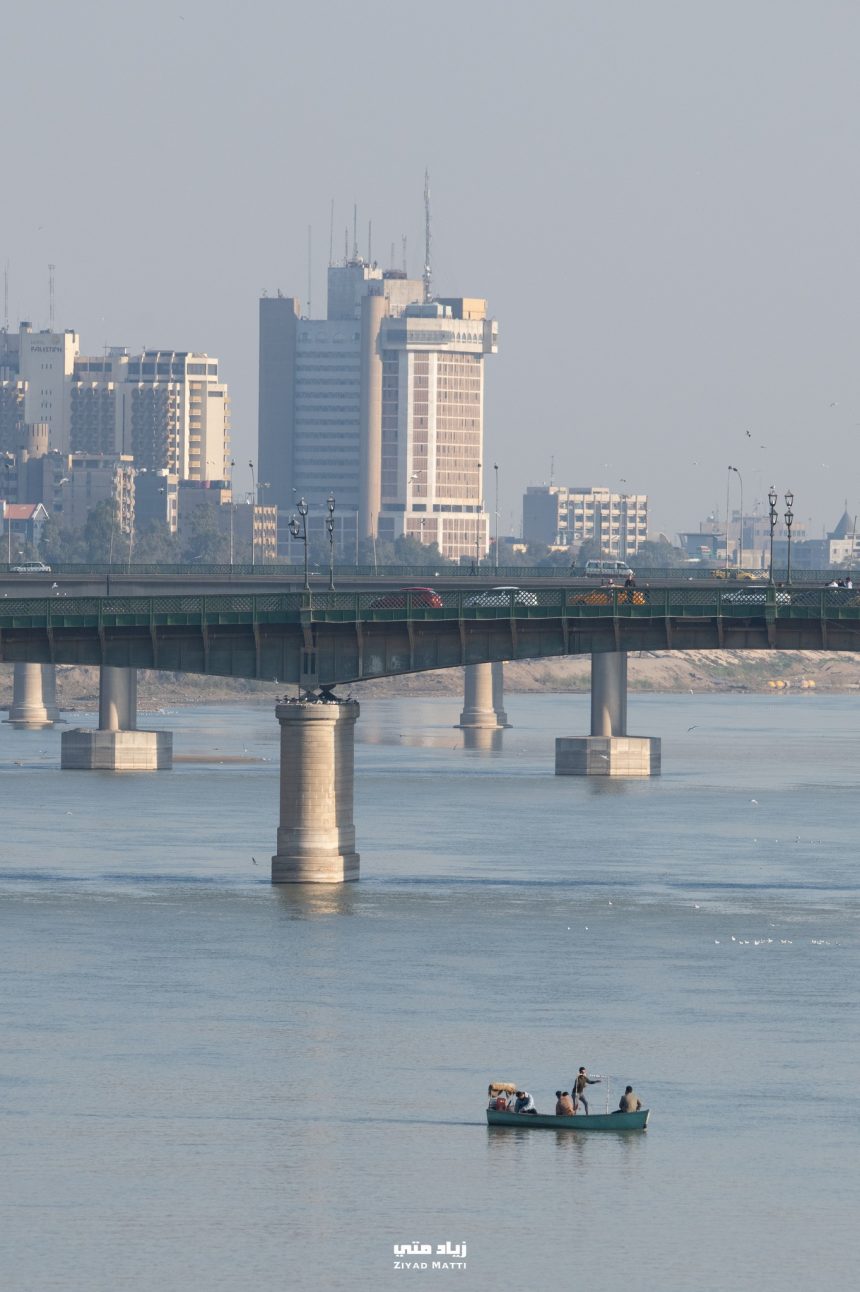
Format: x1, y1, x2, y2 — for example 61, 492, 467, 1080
423, 169, 432, 302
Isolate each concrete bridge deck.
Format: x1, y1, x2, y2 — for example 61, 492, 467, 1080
2, 585, 859, 686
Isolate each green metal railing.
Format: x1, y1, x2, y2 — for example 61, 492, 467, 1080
1, 585, 859, 629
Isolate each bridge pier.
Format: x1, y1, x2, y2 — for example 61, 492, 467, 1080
5, 663, 61, 729
459, 663, 504, 730
272, 697, 360, 883
60, 667, 172, 770
555, 651, 660, 776
491, 661, 511, 728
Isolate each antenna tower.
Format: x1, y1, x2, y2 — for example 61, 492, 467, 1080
329, 199, 335, 267
367, 220, 372, 265
48, 263, 55, 328
307, 226, 312, 318
3, 260, 8, 331
352, 204, 358, 261
423, 169, 432, 302
401, 234, 407, 274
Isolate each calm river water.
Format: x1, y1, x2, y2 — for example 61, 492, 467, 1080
1, 691, 858, 1291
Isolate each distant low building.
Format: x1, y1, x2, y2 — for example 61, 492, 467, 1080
1, 500, 49, 553
523, 485, 648, 558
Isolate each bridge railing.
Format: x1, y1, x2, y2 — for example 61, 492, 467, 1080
3, 585, 860, 628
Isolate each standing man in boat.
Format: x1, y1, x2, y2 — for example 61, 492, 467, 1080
573, 1067, 601, 1115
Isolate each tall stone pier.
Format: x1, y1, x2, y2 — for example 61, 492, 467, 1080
491, 661, 511, 728
459, 663, 502, 729
5, 663, 61, 729
61, 667, 172, 770
555, 651, 660, 777
272, 697, 360, 884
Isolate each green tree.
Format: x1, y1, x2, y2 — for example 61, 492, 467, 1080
181, 505, 231, 563
633, 539, 686, 569
133, 520, 182, 564
84, 500, 125, 563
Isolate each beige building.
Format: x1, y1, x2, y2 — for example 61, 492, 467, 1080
62, 454, 136, 535
0, 323, 80, 453
523, 485, 648, 558
259, 261, 497, 563
72, 348, 230, 481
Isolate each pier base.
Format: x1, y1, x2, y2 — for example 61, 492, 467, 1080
555, 735, 661, 777
61, 666, 172, 771
272, 698, 360, 884
491, 661, 511, 728
61, 728, 173, 771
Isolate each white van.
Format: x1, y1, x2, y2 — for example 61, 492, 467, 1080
584, 559, 634, 580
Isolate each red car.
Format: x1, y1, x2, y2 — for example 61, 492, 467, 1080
369, 586, 443, 609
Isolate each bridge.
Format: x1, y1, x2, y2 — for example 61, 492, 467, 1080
2, 584, 858, 683
3, 581, 857, 885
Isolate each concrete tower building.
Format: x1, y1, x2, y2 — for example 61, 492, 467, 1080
0, 322, 80, 452
258, 260, 497, 562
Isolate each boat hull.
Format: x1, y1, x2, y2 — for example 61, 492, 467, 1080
486, 1108, 649, 1132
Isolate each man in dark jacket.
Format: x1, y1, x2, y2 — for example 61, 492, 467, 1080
573, 1066, 600, 1114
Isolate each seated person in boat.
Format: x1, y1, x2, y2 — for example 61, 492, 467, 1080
555, 1089, 575, 1116
618, 1086, 642, 1112
514, 1090, 537, 1114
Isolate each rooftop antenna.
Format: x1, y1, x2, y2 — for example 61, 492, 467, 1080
352, 204, 358, 261
550, 455, 555, 487
390, 241, 395, 270
344, 227, 349, 265
401, 234, 407, 274
423, 169, 432, 302
367, 219, 372, 265
48, 263, 55, 328
307, 226, 312, 319
3, 260, 8, 332
328, 198, 334, 267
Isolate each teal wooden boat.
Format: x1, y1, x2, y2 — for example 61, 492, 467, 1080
486, 1107, 649, 1132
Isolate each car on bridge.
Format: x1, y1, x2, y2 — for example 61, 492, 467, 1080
369, 586, 444, 609
464, 586, 539, 608
722, 588, 791, 605
9, 560, 52, 574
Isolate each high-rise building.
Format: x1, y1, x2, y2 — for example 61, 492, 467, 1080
0, 323, 80, 452
258, 259, 497, 562
523, 485, 649, 558
72, 348, 230, 480
2, 325, 230, 485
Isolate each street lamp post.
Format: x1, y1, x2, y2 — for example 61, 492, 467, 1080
289, 496, 310, 591
248, 460, 256, 567
326, 493, 336, 590
784, 490, 794, 585
730, 465, 743, 571
767, 485, 778, 584
493, 462, 499, 574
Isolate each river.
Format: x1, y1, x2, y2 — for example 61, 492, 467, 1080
1, 692, 858, 1290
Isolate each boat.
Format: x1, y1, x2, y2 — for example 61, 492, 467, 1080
486, 1107, 649, 1132
484, 1081, 649, 1131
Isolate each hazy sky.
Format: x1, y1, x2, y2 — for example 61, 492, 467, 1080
3, 0, 859, 538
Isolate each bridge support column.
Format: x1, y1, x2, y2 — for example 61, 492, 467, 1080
272, 698, 360, 883
60, 667, 172, 771
459, 663, 501, 729
41, 665, 64, 724
491, 661, 511, 728
555, 651, 660, 777
5, 663, 55, 729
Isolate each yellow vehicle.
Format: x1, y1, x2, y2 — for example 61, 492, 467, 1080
711, 568, 760, 581
567, 588, 648, 606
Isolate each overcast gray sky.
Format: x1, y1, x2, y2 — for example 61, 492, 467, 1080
3, 0, 858, 538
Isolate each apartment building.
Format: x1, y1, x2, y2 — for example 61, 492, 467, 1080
523, 484, 648, 558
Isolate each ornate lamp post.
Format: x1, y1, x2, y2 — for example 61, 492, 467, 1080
784, 490, 794, 585
289, 496, 310, 591
326, 493, 336, 590
730, 465, 743, 571
767, 486, 778, 584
